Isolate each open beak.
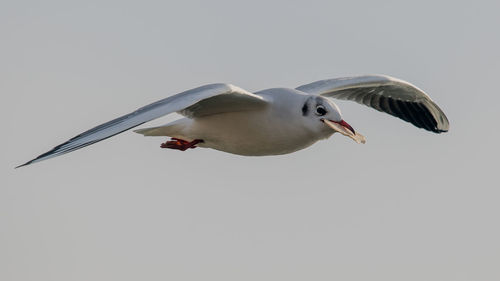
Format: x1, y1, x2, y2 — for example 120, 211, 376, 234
322, 119, 366, 144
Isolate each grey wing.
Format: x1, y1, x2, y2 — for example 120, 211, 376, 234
296, 75, 449, 133
17, 83, 268, 168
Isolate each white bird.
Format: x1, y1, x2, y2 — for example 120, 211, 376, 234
17, 75, 449, 168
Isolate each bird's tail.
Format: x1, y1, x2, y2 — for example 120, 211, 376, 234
134, 119, 190, 137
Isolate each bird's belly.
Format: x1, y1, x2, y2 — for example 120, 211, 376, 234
186, 112, 320, 156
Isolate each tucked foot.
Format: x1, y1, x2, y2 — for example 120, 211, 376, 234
160, 138, 203, 151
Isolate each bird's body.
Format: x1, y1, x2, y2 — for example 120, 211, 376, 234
137, 88, 333, 156
17, 75, 450, 168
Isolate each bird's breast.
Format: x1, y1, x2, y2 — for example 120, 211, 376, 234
187, 110, 323, 156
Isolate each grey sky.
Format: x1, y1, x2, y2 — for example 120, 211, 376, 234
2, 1, 499, 280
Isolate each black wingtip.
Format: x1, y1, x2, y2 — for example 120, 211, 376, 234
15, 160, 34, 169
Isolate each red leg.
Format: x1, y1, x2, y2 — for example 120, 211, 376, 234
161, 138, 203, 151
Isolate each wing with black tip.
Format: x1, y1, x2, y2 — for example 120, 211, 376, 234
296, 75, 449, 133
17, 83, 267, 168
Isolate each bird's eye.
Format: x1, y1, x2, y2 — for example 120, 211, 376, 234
316, 105, 327, 116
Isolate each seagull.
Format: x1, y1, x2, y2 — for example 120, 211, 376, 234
16, 75, 449, 168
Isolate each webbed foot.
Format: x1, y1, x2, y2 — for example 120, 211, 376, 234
160, 138, 203, 151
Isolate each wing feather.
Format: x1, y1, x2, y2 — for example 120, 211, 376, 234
17, 83, 267, 167
296, 75, 449, 133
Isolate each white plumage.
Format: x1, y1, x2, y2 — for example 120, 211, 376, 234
17, 75, 449, 168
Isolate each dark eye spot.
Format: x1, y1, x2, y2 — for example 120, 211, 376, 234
302, 102, 308, 116
316, 105, 327, 116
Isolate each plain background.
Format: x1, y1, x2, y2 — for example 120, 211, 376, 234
2, 1, 499, 280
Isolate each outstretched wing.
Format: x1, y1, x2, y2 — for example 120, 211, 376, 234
17, 83, 267, 168
296, 75, 449, 133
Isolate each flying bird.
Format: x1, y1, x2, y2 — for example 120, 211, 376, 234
17, 75, 449, 168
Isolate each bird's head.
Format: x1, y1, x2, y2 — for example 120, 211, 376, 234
302, 96, 366, 144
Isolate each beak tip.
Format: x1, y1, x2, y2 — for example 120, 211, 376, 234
338, 120, 356, 135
